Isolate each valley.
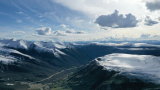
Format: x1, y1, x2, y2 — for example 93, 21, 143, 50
0, 39, 160, 89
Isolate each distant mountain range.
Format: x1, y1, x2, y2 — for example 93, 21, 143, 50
0, 38, 160, 89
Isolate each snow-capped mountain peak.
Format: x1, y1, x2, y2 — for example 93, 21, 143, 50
96, 53, 160, 83
0, 38, 69, 64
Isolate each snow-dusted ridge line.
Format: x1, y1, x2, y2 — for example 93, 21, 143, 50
91, 42, 132, 47
0, 38, 69, 55
0, 38, 68, 50
1, 38, 160, 50
0, 47, 39, 64
0, 38, 71, 64
91, 42, 160, 48
96, 53, 160, 83
0, 38, 160, 64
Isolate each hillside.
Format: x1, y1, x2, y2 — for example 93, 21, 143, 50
65, 53, 160, 90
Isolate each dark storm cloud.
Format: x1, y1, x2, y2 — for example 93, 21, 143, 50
145, 16, 158, 26
146, 1, 160, 11
95, 10, 138, 28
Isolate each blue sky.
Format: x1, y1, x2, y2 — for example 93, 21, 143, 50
0, 0, 160, 41
0, 0, 88, 30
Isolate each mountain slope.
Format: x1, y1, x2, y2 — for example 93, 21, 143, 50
0, 38, 160, 89
66, 53, 160, 90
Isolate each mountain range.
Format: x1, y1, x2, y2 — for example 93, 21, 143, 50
0, 38, 160, 89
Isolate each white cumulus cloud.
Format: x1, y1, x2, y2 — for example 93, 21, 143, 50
53, 30, 67, 36
60, 24, 85, 34
145, 0, 160, 11
144, 16, 158, 26
95, 10, 139, 28
35, 26, 85, 36
36, 27, 52, 35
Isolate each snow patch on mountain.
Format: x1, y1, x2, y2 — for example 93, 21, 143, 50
0, 38, 68, 56
0, 55, 17, 64
96, 53, 160, 83
0, 38, 72, 64
0, 38, 32, 50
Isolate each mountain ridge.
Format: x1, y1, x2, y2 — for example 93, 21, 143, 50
65, 53, 160, 90
0, 38, 160, 89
